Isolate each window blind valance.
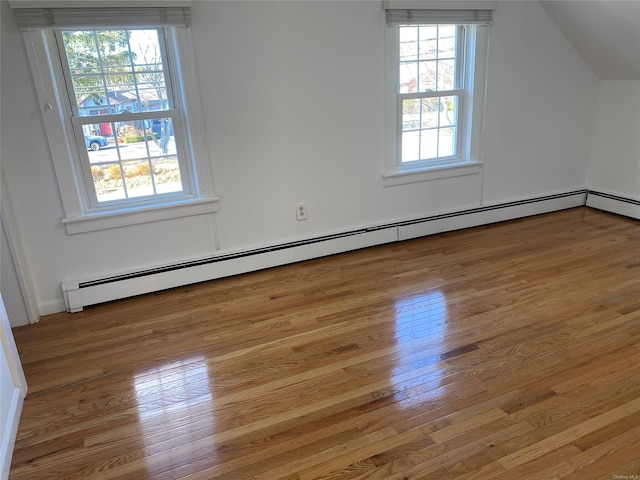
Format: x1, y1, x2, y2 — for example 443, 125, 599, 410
12, 6, 191, 29
384, 1, 495, 26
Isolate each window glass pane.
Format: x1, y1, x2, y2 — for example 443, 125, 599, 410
91, 163, 125, 202
419, 61, 436, 92
402, 98, 420, 131
420, 129, 438, 160
418, 26, 438, 60
439, 96, 458, 127
401, 130, 420, 163
399, 62, 418, 94
63, 29, 169, 117
152, 157, 182, 194
437, 25, 456, 58
437, 59, 455, 91
399, 26, 418, 62
136, 78, 167, 112
438, 127, 456, 157
420, 98, 439, 129
63, 31, 101, 74
85, 117, 181, 203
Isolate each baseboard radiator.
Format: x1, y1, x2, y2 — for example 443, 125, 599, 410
62, 190, 588, 312
586, 190, 640, 220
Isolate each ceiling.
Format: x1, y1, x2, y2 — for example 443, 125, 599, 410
540, 0, 640, 80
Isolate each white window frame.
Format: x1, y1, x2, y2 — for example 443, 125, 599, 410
383, 8, 491, 187
21, 23, 217, 234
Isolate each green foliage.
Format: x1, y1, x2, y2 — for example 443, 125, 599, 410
63, 31, 132, 71
63, 30, 168, 110
63, 30, 135, 103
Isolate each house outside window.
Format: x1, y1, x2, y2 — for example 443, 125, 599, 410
383, 2, 494, 186
12, 4, 217, 234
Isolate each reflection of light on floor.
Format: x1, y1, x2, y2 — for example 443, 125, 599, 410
133, 356, 215, 474
394, 290, 448, 342
392, 291, 449, 399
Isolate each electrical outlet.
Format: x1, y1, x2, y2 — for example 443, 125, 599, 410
296, 202, 308, 221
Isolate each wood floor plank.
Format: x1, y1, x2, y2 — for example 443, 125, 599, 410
596, 458, 640, 480
497, 397, 640, 469
9, 207, 640, 479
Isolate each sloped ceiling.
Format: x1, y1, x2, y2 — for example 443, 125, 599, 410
540, 0, 640, 80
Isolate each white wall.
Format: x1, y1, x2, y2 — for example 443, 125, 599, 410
482, 1, 597, 202
1, 1, 598, 314
1, 220, 29, 327
586, 81, 640, 200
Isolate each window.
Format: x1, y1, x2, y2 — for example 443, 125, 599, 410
13, 4, 217, 233
60, 28, 187, 205
384, 3, 493, 186
398, 25, 462, 164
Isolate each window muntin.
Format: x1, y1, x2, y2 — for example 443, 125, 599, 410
58, 28, 189, 207
397, 24, 465, 166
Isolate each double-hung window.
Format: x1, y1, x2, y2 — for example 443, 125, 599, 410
398, 24, 464, 163
11, 3, 217, 233
384, 2, 494, 186
60, 28, 186, 206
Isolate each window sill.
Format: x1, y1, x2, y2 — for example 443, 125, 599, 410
382, 161, 482, 187
61, 197, 219, 234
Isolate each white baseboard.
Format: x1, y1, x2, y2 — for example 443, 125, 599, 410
398, 190, 587, 241
0, 389, 23, 480
586, 190, 640, 220
38, 299, 67, 317
60, 190, 588, 313
62, 227, 399, 313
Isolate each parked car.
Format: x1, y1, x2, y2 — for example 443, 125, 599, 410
85, 135, 109, 151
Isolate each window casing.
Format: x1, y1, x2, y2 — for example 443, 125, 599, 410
384, 11, 491, 186
16, 9, 217, 233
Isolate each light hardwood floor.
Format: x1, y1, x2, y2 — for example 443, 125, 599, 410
9, 207, 640, 480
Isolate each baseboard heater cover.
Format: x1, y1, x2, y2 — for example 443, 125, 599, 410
586, 190, 640, 220
62, 228, 398, 313
61, 190, 587, 312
